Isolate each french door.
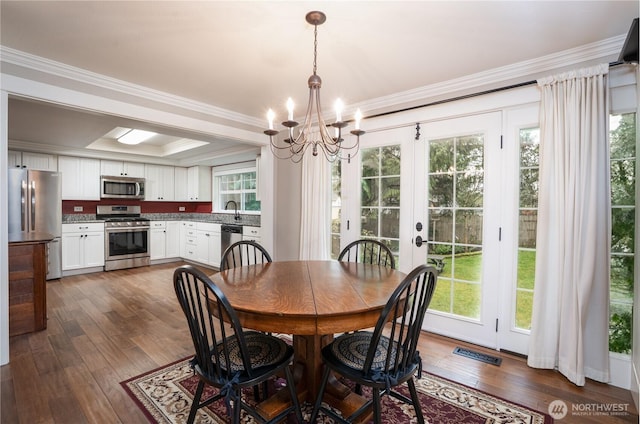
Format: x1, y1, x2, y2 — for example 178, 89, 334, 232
412, 112, 502, 348
341, 106, 539, 354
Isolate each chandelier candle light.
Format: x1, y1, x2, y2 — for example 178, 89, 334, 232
264, 11, 365, 163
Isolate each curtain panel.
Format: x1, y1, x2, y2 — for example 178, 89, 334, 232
299, 133, 331, 260
527, 63, 611, 386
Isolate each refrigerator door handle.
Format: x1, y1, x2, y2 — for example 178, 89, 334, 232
30, 181, 36, 231
21, 180, 27, 231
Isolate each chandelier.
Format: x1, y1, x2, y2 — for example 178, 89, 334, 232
264, 11, 364, 163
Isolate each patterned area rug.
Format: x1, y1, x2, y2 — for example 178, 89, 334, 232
121, 357, 552, 423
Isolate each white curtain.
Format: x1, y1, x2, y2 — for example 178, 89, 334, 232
299, 138, 331, 260
527, 63, 611, 386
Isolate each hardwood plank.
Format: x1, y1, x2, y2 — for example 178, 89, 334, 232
0, 262, 636, 423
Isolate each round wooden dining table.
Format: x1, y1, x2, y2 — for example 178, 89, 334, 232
208, 260, 407, 419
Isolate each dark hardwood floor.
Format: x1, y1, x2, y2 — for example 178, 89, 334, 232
1, 262, 637, 423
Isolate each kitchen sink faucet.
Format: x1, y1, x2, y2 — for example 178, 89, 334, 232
225, 200, 240, 221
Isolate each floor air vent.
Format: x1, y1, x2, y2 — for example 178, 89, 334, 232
453, 346, 502, 366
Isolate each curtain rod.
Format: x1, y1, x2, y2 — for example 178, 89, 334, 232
365, 60, 627, 121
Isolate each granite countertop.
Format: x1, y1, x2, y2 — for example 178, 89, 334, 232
62, 213, 261, 227
9, 231, 55, 244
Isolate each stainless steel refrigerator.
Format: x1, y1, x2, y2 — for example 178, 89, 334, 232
8, 169, 62, 280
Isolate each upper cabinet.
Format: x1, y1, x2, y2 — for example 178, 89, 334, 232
58, 156, 101, 200
145, 164, 175, 201
9, 151, 58, 171
100, 160, 145, 178
174, 167, 188, 201
187, 166, 212, 201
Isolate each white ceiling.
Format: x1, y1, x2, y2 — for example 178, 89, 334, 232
1, 1, 638, 166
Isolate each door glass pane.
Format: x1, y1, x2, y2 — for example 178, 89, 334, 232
360, 145, 400, 264
516, 127, 539, 331
427, 134, 484, 319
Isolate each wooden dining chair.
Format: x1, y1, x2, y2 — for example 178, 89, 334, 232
338, 239, 396, 269
220, 240, 272, 271
309, 264, 438, 424
173, 265, 303, 424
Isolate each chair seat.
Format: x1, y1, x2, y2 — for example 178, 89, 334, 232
327, 331, 400, 372
216, 331, 292, 373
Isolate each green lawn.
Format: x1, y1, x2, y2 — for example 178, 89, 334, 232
430, 250, 536, 329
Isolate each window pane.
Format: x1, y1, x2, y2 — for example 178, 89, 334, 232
361, 208, 378, 237
381, 177, 400, 206
429, 138, 454, 173
609, 113, 635, 354
430, 174, 454, 208
380, 208, 400, 238
361, 149, 380, 177
381, 146, 401, 175
361, 179, 379, 206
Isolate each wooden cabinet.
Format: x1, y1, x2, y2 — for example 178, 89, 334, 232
61, 223, 105, 271
187, 166, 212, 201
100, 160, 145, 178
9, 150, 58, 171
145, 164, 175, 201
58, 156, 101, 200
8, 241, 47, 336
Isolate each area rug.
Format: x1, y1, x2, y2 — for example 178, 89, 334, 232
121, 357, 552, 423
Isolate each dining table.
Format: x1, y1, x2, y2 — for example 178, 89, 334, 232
208, 259, 407, 421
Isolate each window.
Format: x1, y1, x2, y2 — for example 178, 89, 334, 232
331, 160, 341, 259
360, 146, 400, 262
609, 112, 635, 354
214, 167, 260, 213
516, 127, 540, 330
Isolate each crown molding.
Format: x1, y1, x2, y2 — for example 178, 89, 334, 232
354, 35, 626, 115
0, 46, 264, 128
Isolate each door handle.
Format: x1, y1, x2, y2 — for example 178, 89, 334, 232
415, 235, 423, 247
30, 181, 36, 230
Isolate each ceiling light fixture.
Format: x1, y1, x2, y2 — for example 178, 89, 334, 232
264, 11, 364, 163
117, 129, 156, 145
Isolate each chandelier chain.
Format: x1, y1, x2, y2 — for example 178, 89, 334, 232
313, 25, 318, 76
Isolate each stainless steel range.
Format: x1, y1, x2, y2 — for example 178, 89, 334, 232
97, 205, 150, 271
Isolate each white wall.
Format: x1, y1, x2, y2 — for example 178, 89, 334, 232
273, 158, 302, 260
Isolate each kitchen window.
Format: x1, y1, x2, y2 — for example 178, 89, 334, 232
213, 166, 260, 213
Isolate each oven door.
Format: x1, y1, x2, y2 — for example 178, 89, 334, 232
105, 227, 150, 260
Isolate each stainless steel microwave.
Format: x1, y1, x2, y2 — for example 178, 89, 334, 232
100, 176, 145, 199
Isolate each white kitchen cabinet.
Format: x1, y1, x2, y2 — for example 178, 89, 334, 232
174, 167, 189, 201
187, 166, 212, 201
181, 221, 197, 260
9, 151, 58, 171
145, 164, 175, 201
61, 223, 105, 271
100, 160, 145, 178
165, 221, 181, 258
196, 222, 221, 268
58, 156, 101, 200
149, 221, 167, 260
242, 226, 261, 243
150, 221, 181, 260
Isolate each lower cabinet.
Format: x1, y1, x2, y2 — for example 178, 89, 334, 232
181, 222, 197, 261
242, 226, 262, 244
61, 223, 105, 271
150, 221, 181, 260
196, 222, 221, 268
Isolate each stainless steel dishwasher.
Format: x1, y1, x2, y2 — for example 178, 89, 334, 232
221, 224, 243, 255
